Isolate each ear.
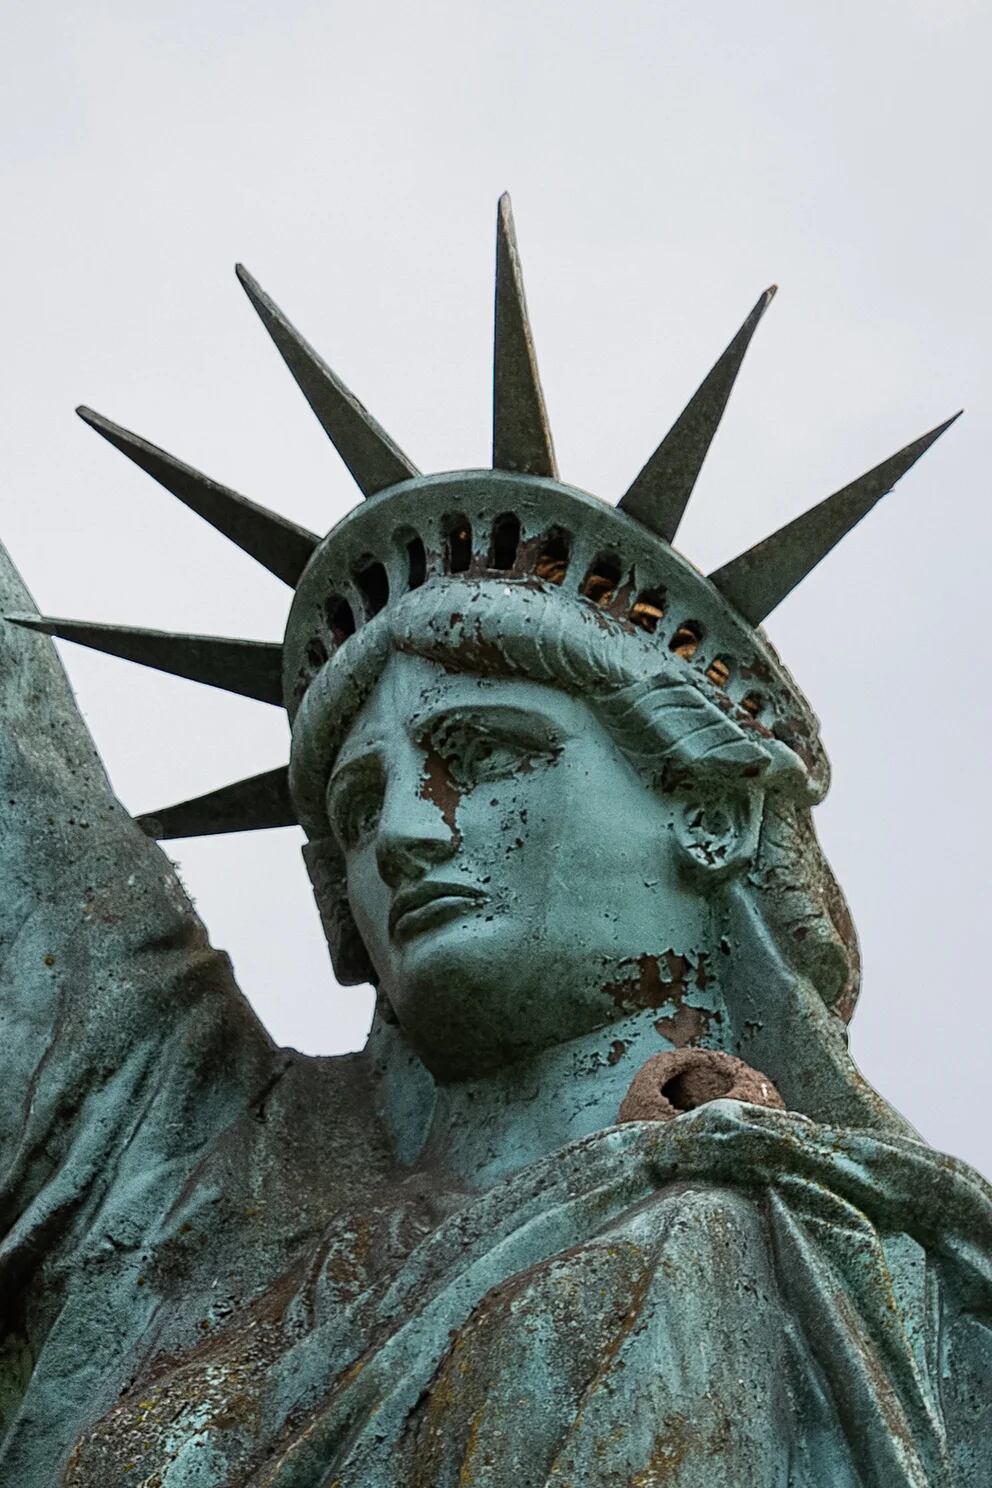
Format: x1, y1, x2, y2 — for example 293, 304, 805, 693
673, 788, 763, 880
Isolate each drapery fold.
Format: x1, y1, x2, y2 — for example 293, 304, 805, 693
63, 1101, 992, 1487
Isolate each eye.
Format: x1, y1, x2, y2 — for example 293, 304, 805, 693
429, 717, 560, 790
327, 771, 384, 850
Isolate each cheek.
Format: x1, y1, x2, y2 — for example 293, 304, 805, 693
460, 759, 665, 894
458, 767, 567, 884
344, 846, 391, 949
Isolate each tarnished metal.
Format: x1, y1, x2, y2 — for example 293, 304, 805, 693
137, 764, 294, 839
492, 192, 557, 478
710, 411, 961, 622
618, 285, 776, 541
6, 612, 284, 703
77, 405, 320, 587
236, 263, 420, 497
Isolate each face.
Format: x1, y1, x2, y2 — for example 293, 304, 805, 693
327, 651, 717, 1078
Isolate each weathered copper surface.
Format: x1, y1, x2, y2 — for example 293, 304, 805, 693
0, 198, 988, 1486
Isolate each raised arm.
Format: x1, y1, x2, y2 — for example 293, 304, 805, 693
0, 538, 274, 1243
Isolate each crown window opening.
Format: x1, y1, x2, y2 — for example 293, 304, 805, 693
533, 526, 572, 586
669, 620, 703, 661
326, 595, 356, 646
401, 533, 427, 590
488, 511, 521, 571
580, 551, 622, 608
706, 656, 732, 689
306, 636, 328, 671
443, 515, 473, 574
740, 691, 765, 718
355, 559, 389, 617
630, 587, 667, 634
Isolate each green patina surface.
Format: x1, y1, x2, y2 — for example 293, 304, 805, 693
0, 199, 988, 1485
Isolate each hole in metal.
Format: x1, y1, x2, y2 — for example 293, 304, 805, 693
669, 620, 703, 661
662, 1065, 735, 1111
706, 656, 732, 688
630, 587, 666, 633
740, 691, 765, 718
443, 514, 472, 574
580, 551, 622, 607
405, 534, 427, 590
326, 596, 356, 646
489, 512, 521, 571
534, 526, 571, 585
306, 636, 328, 670
354, 559, 389, 616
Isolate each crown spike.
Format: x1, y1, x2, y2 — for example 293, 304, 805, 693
235, 265, 419, 498
709, 413, 962, 625
5, 614, 284, 704
76, 407, 319, 588
136, 765, 294, 840
619, 286, 777, 543
492, 194, 557, 478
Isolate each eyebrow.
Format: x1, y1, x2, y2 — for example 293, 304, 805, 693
328, 701, 568, 794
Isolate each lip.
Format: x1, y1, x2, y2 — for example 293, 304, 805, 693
389, 881, 488, 941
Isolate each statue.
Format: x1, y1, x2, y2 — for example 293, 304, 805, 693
1, 197, 989, 1486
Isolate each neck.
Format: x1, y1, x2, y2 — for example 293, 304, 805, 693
368, 1004, 719, 1188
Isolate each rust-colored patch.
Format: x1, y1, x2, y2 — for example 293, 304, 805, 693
440, 625, 515, 679
737, 710, 775, 739
772, 712, 817, 771
654, 1004, 710, 1047
418, 748, 461, 838
740, 657, 773, 684
605, 568, 637, 619
509, 532, 544, 574
607, 1039, 630, 1066
630, 1414, 693, 1483
602, 950, 695, 1013
834, 986, 859, 1024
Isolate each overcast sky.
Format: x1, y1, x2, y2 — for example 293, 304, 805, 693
2, 0, 989, 1171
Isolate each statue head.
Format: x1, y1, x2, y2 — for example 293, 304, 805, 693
286, 471, 833, 1080
12, 197, 957, 1096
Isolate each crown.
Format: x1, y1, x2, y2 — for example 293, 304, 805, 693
8, 196, 958, 841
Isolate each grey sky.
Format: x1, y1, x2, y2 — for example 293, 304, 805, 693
2, 0, 989, 1170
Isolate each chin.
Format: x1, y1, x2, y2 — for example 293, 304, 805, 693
382, 922, 603, 1080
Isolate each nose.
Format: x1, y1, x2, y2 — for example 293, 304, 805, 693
374, 771, 459, 888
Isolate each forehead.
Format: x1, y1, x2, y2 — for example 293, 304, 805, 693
335, 651, 591, 763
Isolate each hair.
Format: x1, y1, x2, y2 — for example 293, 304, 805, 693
291, 577, 860, 1025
